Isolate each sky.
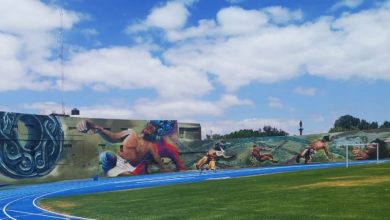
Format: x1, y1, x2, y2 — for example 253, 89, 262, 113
0, 0, 389, 137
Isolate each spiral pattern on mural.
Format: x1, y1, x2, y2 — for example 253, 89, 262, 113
0, 112, 64, 179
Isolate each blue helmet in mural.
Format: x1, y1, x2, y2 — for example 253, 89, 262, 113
142, 120, 177, 142
100, 151, 117, 174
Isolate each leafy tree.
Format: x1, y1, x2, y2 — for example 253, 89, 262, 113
369, 121, 379, 129
221, 126, 288, 139
358, 119, 370, 130
331, 115, 360, 132
329, 115, 386, 132
380, 121, 390, 129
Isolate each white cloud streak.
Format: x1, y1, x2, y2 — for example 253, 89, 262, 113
22, 94, 252, 120
267, 97, 283, 108
294, 86, 317, 96
331, 0, 364, 11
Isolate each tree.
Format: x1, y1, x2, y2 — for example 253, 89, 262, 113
329, 115, 384, 132
329, 115, 360, 132
221, 126, 288, 139
358, 119, 370, 130
369, 122, 379, 129
380, 121, 390, 129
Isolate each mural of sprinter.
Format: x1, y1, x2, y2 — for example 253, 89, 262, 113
251, 145, 278, 165
77, 120, 185, 177
196, 143, 235, 170
295, 135, 332, 164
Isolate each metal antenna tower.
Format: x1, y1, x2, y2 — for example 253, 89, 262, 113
59, 8, 65, 115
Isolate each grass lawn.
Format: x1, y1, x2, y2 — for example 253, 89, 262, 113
40, 163, 390, 220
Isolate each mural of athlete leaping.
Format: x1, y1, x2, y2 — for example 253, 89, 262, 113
77, 120, 185, 177
295, 135, 332, 164
196, 143, 235, 171
251, 145, 278, 165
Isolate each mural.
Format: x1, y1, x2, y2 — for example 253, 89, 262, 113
186, 132, 390, 170
0, 111, 389, 185
0, 112, 63, 179
76, 119, 185, 177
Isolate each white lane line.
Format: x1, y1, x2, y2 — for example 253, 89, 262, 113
206, 177, 231, 180
33, 188, 94, 220
3, 192, 43, 220
8, 210, 70, 219
0, 214, 31, 219
135, 177, 196, 184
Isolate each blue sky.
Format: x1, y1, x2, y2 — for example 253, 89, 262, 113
0, 0, 389, 136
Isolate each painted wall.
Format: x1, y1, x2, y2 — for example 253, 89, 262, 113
185, 131, 390, 170
1, 111, 389, 185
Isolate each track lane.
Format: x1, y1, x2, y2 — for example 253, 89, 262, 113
1, 160, 388, 220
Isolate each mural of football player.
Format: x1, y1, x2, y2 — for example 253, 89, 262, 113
196, 143, 235, 170
77, 120, 185, 177
296, 135, 332, 164
251, 145, 278, 165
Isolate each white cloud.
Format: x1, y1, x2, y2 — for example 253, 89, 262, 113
81, 28, 99, 38
217, 7, 269, 35
132, 94, 252, 119
22, 102, 64, 115
126, 1, 190, 33
226, 0, 247, 4
294, 86, 317, 96
164, 3, 390, 91
0, 106, 11, 112
0, 0, 82, 92
166, 19, 218, 41
22, 94, 252, 120
22, 102, 136, 119
62, 46, 212, 98
267, 97, 283, 108
262, 6, 303, 24
0, 0, 79, 33
331, 0, 364, 11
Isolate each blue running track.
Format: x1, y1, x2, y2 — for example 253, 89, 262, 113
1, 160, 388, 220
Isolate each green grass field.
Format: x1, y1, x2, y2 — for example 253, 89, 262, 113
41, 163, 390, 220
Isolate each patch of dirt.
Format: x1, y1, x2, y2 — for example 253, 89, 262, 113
39, 201, 76, 214
291, 176, 390, 188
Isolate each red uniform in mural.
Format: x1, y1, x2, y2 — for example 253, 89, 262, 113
251, 145, 278, 164
77, 120, 185, 176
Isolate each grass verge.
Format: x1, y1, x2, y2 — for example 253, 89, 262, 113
40, 163, 390, 220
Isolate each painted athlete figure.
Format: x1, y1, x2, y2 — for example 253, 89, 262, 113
77, 120, 184, 176
196, 143, 234, 170
296, 136, 332, 164
251, 145, 278, 165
